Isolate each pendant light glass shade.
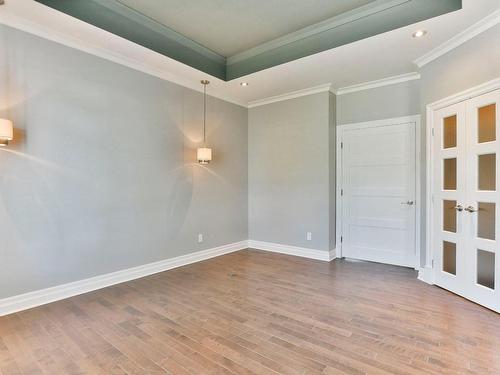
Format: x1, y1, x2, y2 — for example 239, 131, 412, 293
197, 80, 212, 164
0, 118, 13, 146
197, 147, 212, 164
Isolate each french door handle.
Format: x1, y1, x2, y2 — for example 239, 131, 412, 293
454, 205, 464, 212
465, 206, 478, 213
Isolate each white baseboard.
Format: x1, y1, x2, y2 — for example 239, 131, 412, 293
0, 240, 248, 317
248, 240, 334, 262
329, 248, 337, 261
418, 266, 435, 285
1, 239, 339, 317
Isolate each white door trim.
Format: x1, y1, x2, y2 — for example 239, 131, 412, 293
336, 115, 421, 269
425, 77, 500, 284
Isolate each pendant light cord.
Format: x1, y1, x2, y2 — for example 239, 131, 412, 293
203, 83, 206, 143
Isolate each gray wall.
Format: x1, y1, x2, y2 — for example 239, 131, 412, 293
0, 25, 248, 299
418, 23, 500, 265
337, 79, 421, 125
248, 92, 333, 252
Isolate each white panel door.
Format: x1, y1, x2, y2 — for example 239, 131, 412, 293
341, 122, 416, 267
432, 89, 500, 313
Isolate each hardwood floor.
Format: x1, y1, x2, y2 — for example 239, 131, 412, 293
1, 249, 499, 374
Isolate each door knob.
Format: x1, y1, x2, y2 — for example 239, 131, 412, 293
465, 206, 478, 213
454, 205, 464, 212
401, 200, 414, 206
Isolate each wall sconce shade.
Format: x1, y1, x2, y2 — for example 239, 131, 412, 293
0, 119, 13, 146
197, 147, 212, 164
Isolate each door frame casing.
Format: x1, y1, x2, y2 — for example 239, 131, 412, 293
424, 77, 500, 285
336, 115, 422, 269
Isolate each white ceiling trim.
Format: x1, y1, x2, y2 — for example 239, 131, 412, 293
247, 83, 333, 108
0, 9, 247, 108
414, 8, 500, 68
336, 72, 420, 95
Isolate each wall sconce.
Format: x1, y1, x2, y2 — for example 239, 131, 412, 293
0, 119, 13, 146
197, 80, 212, 164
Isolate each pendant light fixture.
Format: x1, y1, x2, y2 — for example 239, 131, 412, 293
197, 80, 212, 164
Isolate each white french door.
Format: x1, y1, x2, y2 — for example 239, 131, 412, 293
433, 89, 500, 312
340, 120, 417, 268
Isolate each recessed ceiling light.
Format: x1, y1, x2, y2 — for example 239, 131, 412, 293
412, 30, 427, 38
240, 82, 249, 87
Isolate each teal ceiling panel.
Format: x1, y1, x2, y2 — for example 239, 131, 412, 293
226, 0, 463, 80
34, 0, 462, 81
34, 0, 227, 80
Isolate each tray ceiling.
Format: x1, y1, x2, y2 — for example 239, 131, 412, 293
34, 0, 462, 81
114, 0, 377, 57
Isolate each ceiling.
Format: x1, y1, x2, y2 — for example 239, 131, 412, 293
31, 0, 462, 80
115, 0, 377, 57
1, 0, 500, 106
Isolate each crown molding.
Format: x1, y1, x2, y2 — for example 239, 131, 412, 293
427, 76, 500, 111
0, 6, 247, 108
246, 72, 421, 107
247, 83, 333, 108
336, 72, 420, 95
414, 9, 500, 68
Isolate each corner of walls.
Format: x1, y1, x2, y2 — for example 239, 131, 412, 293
328, 91, 337, 253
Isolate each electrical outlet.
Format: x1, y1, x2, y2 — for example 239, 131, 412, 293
307, 232, 312, 241
198, 234, 203, 243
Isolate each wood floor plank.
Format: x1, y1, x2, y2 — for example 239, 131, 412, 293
1, 249, 499, 374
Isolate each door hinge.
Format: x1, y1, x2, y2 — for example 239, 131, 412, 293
340, 236, 343, 243
341, 189, 343, 196
341, 142, 343, 149
431, 128, 435, 137
432, 259, 434, 268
